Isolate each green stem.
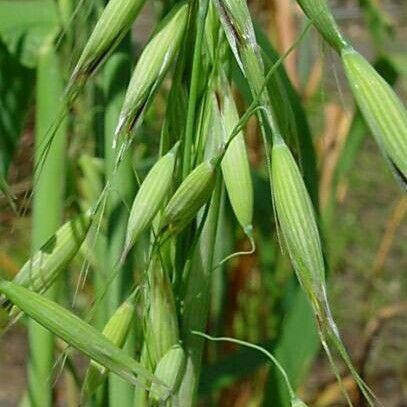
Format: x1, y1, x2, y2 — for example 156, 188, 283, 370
182, 0, 210, 178
239, 45, 282, 140
177, 175, 223, 405
27, 47, 66, 407
103, 38, 135, 406
192, 331, 297, 400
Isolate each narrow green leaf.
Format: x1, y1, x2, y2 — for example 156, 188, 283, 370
0, 280, 170, 400
82, 298, 135, 400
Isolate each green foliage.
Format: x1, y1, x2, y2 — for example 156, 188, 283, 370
0, 43, 34, 175
0, 0, 60, 67
0, 280, 169, 400
0, 0, 405, 406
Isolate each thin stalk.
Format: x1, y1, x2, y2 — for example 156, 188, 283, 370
323, 56, 399, 226
182, 0, 210, 178
27, 47, 66, 407
177, 175, 223, 405
223, 21, 312, 149
193, 331, 298, 401
239, 45, 282, 142
103, 37, 135, 406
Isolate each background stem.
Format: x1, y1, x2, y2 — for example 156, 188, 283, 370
27, 47, 67, 407
103, 37, 135, 406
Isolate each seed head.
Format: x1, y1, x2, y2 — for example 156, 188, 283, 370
213, 0, 259, 73
150, 345, 185, 402
122, 143, 179, 261
82, 298, 135, 399
221, 87, 253, 235
160, 154, 220, 236
114, 3, 188, 141
144, 256, 179, 366
13, 212, 92, 295
342, 47, 407, 182
67, 0, 146, 100
271, 141, 325, 309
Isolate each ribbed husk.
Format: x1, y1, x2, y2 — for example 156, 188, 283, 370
123, 143, 179, 259
271, 141, 325, 309
115, 3, 188, 138
200, 92, 224, 161
296, 0, 348, 52
12, 212, 92, 295
144, 256, 179, 367
342, 47, 407, 181
272, 145, 375, 405
68, 0, 146, 96
214, 0, 281, 141
81, 298, 135, 399
221, 87, 253, 234
160, 155, 220, 236
78, 155, 105, 210
149, 345, 185, 403
212, 0, 257, 72
0, 280, 169, 400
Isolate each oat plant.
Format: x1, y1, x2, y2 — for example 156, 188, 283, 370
0, 0, 406, 406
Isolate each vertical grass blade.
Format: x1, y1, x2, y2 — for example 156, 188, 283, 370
182, 0, 209, 177
176, 176, 223, 405
27, 46, 66, 407
103, 37, 136, 406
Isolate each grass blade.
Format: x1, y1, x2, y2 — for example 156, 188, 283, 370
27, 46, 67, 407
0, 280, 170, 400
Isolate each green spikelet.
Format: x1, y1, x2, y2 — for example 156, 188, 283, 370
121, 143, 179, 261
160, 154, 221, 236
10, 212, 92, 297
221, 86, 253, 235
271, 141, 375, 406
271, 141, 325, 307
144, 256, 179, 366
67, 0, 146, 99
342, 47, 407, 183
81, 297, 135, 400
114, 3, 188, 141
149, 345, 185, 403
